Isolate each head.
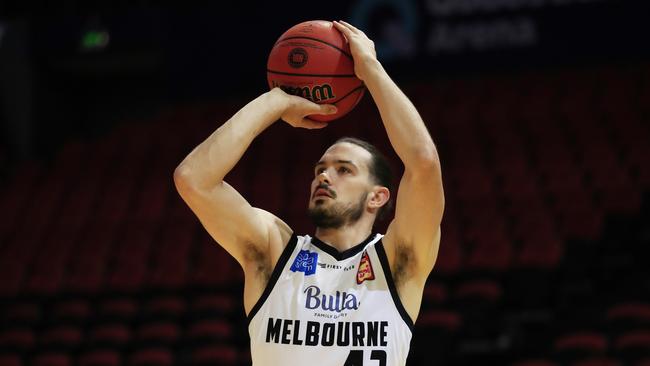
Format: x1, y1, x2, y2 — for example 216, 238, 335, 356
308, 137, 393, 229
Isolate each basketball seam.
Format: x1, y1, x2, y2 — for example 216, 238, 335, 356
333, 85, 366, 105
267, 69, 357, 78
274, 36, 353, 60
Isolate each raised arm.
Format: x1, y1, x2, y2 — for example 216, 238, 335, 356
173, 88, 336, 267
333, 21, 444, 280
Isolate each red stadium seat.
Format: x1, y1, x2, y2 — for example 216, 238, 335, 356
186, 320, 233, 343
596, 186, 642, 215
23, 264, 65, 296
191, 294, 237, 316
541, 164, 584, 194
554, 332, 608, 352
0, 257, 28, 298
106, 263, 146, 293
142, 297, 186, 320
499, 172, 542, 199
77, 350, 121, 366
38, 326, 83, 350
613, 330, 650, 362
417, 310, 462, 333
135, 322, 180, 345
465, 231, 512, 273
127, 348, 173, 366
146, 225, 192, 290
191, 345, 238, 365
554, 331, 609, 364
2, 302, 41, 326
32, 353, 72, 366
132, 177, 170, 222
570, 357, 622, 366
51, 300, 91, 324
454, 279, 503, 303
0, 328, 35, 352
515, 231, 563, 270
191, 237, 242, 288
434, 223, 463, 275
88, 323, 131, 347
607, 303, 650, 324
97, 298, 138, 321
0, 164, 39, 244
422, 282, 448, 306
0, 354, 22, 366
636, 358, 650, 366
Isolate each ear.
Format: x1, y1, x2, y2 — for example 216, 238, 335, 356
368, 186, 390, 210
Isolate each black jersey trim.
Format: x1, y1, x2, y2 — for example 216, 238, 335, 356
375, 241, 415, 331
246, 233, 298, 325
311, 233, 378, 261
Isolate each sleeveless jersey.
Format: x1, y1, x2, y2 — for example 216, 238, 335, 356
248, 233, 413, 366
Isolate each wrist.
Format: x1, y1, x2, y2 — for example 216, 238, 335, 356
264, 88, 291, 119
359, 58, 383, 80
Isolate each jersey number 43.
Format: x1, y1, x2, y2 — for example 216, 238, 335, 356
344, 350, 387, 366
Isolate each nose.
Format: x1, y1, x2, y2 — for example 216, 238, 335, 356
317, 170, 331, 185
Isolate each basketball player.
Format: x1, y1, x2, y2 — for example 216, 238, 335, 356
174, 21, 444, 365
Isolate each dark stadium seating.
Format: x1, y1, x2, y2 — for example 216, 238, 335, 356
77, 350, 121, 366
0, 63, 649, 365
190, 345, 238, 365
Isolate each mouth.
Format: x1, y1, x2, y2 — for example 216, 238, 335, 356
313, 188, 333, 199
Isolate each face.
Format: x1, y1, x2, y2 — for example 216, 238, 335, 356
308, 142, 375, 229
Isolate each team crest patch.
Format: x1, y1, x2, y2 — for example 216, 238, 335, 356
290, 250, 318, 276
356, 250, 375, 284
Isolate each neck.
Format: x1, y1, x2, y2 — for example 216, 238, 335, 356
314, 218, 374, 252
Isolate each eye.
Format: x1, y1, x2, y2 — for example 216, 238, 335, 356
315, 167, 326, 175
338, 166, 350, 174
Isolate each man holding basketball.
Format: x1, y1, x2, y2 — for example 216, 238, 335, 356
174, 20, 444, 366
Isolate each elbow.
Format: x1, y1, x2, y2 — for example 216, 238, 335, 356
173, 163, 196, 196
410, 145, 441, 173
173, 163, 222, 198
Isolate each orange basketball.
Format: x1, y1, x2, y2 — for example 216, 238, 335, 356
267, 20, 365, 122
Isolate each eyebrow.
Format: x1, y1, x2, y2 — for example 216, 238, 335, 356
314, 160, 358, 169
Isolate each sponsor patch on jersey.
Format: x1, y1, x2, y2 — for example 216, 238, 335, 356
356, 250, 375, 284
317, 262, 356, 271
290, 250, 318, 276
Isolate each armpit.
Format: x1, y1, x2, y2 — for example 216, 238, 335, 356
243, 243, 272, 284
393, 245, 416, 287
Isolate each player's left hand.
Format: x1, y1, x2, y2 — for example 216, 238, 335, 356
332, 20, 378, 82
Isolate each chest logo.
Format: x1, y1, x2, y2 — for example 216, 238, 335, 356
304, 285, 359, 312
356, 250, 376, 284
290, 250, 318, 276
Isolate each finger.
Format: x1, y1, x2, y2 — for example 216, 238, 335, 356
289, 95, 330, 114
301, 118, 328, 129
338, 20, 361, 33
332, 21, 351, 36
316, 104, 338, 115
301, 100, 337, 115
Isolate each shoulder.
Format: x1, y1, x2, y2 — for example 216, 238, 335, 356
254, 207, 293, 246
251, 208, 294, 264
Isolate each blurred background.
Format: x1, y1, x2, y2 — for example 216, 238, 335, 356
1, 1, 649, 365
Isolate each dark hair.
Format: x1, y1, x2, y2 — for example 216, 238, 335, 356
334, 137, 394, 222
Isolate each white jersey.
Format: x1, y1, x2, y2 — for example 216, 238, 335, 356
248, 233, 413, 366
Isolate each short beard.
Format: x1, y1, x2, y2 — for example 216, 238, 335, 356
308, 192, 367, 229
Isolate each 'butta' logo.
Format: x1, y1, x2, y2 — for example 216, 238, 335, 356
271, 81, 336, 103
288, 47, 308, 68
304, 285, 359, 313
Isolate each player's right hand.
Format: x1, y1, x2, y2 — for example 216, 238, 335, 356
271, 88, 337, 129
